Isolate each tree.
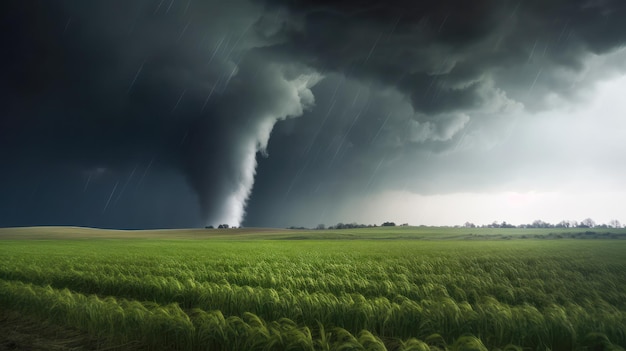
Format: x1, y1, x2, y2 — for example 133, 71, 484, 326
501, 221, 515, 228
556, 220, 570, 228
580, 218, 595, 228
316, 224, 326, 230
529, 219, 552, 228
609, 219, 622, 228
382, 222, 396, 227
486, 221, 499, 228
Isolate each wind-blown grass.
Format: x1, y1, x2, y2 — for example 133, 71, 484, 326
0, 228, 625, 350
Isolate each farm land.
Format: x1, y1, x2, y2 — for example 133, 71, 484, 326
1, 226, 625, 350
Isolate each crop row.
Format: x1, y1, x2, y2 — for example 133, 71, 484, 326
1, 274, 625, 349
1, 245, 624, 310
3, 279, 624, 351
0, 279, 490, 351
1, 240, 625, 350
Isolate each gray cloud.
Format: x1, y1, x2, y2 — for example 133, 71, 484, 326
1, 0, 323, 227
2, 0, 626, 228
262, 0, 626, 112
182, 53, 320, 226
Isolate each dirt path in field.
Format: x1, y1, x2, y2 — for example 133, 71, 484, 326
0, 309, 143, 351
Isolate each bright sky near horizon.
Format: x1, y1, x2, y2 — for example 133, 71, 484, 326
352, 72, 626, 227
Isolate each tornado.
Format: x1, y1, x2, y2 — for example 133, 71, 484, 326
182, 55, 321, 227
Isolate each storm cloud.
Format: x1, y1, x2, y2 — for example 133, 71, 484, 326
2, 0, 319, 227
1, 0, 626, 228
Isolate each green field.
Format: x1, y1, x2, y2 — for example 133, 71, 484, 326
1, 226, 625, 350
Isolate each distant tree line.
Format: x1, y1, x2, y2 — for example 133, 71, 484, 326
205, 224, 240, 229
462, 218, 623, 229
320, 223, 375, 230
285, 222, 406, 230
205, 218, 623, 231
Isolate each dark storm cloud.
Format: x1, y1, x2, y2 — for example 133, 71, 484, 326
244, 0, 626, 227
261, 0, 626, 112
2, 0, 626, 228
1, 0, 319, 227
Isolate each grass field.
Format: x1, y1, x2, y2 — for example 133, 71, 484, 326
1, 226, 625, 350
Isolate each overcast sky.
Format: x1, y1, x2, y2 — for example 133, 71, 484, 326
1, 0, 625, 229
